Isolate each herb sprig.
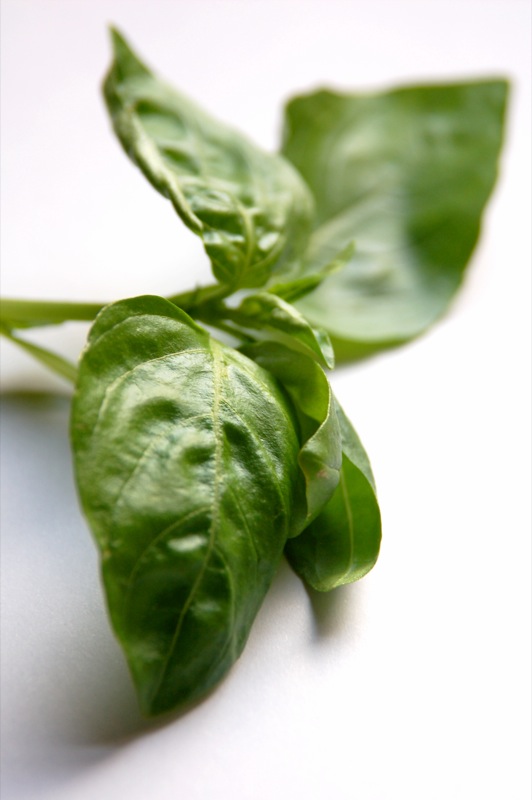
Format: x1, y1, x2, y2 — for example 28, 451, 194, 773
0, 30, 508, 716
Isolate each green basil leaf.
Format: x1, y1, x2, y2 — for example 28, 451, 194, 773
282, 80, 509, 358
285, 399, 381, 591
71, 296, 304, 716
103, 30, 314, 289
242, 341, 381, 587
267, 236, 355, 304
225, 292, 335, 369
241, 342, 342, 534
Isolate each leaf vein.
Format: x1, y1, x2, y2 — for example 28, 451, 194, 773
91, 348, 206, 439
146, 341, 225, 705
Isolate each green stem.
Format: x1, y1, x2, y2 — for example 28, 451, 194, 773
0, 283, 236, 329
0, 284, 242, 383
167, 282, 235, 311
0, 298, 104, 327
203, 318, 256, 343
1, 325, 77, 384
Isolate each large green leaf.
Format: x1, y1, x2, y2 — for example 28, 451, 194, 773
281, 81, 509, 358
103, 30, 314, 289
71, 296, 304, 715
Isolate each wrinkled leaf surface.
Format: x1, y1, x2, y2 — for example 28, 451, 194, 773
71, 296, 303, 715
104, 30, 314, 289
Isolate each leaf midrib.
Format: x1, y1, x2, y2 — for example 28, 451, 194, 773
146, 340, 228, 707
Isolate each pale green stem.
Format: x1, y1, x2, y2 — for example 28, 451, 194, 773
0, 298, 104, 327
167, 282, 235, 310
0, 283, 235, 329
1, 326, 77, 384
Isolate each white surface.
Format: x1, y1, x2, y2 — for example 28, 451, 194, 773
1, 2, 531, 799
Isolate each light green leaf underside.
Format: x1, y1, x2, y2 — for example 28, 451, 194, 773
243, 341, 381, 589
281, 80, 509, 356
71, 295, 303, 715
104, 29, 314, 289
241, 341, 343, 534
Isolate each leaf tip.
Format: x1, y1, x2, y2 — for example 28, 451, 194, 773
107, 24, 127, 54
106, 25, 150, 78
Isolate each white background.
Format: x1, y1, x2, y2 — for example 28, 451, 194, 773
1, 1, 530, 799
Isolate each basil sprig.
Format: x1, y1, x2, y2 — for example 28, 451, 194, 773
0, 30, 508, 716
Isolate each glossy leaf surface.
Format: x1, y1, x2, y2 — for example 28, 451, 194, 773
103, 30, 314, 289
286, 400, 381, 591
71, 296, 303, 715
226, 292, 335, 369
282, 81, 508, 357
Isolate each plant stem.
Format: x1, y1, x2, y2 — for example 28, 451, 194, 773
0, 283, 235, 329
196, 315, 256, 343
0, 298, 104, 327
167, 282, 235, 311
0, 326, 77, 384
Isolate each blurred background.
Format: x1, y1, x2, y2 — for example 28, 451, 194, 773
1, 2, 530, 799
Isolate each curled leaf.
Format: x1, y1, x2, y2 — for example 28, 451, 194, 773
243, 341, 381, 589
242, 341, 342, 533
286, 400, 381, 591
